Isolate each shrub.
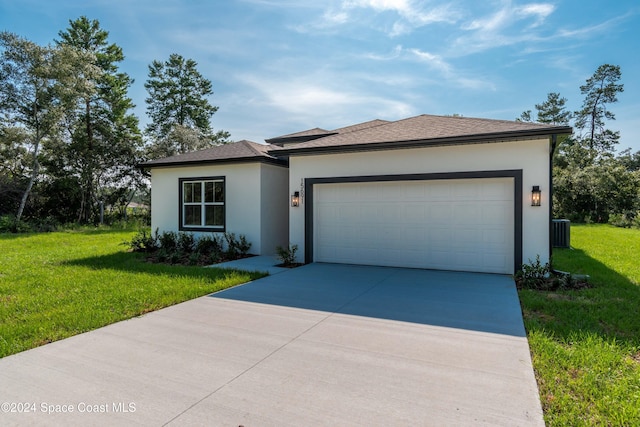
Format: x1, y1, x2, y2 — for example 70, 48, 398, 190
609, 211, 640, 229
33, 216, 59, 232
276, 243, 298, 266
224, 232, 251, 259
609, 212, 633, 228
237, 234, 251, 256
126, 228, 159, 253
177, 232, 195, 253
514, 255, 551, 290
158, 231, 178, 251
0, 215, 32, 233
129, 230, 252, 266
515, 255, 589, 291
195, 235, 223, 261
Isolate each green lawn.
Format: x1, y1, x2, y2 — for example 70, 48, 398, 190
520, 224, 640, 426
0, 228, 264, 358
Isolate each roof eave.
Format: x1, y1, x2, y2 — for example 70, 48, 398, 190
272, 127, 573, 156
137, 156, 289, 169
265, 132, 339, 145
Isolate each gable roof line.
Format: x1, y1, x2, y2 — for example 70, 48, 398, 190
137, 139, 287, 169
271, 126, 573, 156
269, 114, 573, 155
265, 119, 391, 145
137, 156, 288, 169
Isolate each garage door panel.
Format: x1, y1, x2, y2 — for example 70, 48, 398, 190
404, 182, 427, 199
429, 182, 452, 200
429, 204, 453, 224
314, 178, 514, 274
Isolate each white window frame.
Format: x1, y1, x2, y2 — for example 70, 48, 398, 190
179, 177, 225, 231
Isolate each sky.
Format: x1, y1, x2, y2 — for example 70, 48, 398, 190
1, 0, 639, 151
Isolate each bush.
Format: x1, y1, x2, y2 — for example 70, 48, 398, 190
0, 215, 32, 233
515, 255, 551, 290
609, 211, 640, 229
515, 255, 589, 291
126, 228, 159, 253
32, 216, 59, 232
195, 235, 223, 262
276, 244, 299, 266
126, 230, 252, 266
224, 232, 251, 259
177, 232, 195, 253
158, 231, 178, 251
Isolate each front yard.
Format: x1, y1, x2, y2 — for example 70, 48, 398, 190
520, 224, 640, 426
0, 228, 264, 358
1, 225, 639, 425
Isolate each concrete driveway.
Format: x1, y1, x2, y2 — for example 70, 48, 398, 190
0, 263, 544, 426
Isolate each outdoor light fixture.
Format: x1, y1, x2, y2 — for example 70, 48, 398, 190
291, 191, 300, 207
531, 186, 541, 207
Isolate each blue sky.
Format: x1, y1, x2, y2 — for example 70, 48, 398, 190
1, 0, 639, 151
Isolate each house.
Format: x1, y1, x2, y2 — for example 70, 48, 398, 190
139, 114, 572, 275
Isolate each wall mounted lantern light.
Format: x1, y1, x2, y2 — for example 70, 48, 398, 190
531, 186, 541, 207
291, 191, 300, 207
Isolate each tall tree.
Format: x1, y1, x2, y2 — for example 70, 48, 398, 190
0, 32, 61, 222
55, 16, 142, 222
574, 64, 623, 158
535, 92, 572, 126
145, 53, 229, 158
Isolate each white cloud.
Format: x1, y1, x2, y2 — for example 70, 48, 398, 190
407, 48, 452, 74
299, 0, 460, 36
455, 1, 556, 54
554, 14, 628, 39
516, 3, 555, 27
237, 73, 415, 122
364, 45, 495, 90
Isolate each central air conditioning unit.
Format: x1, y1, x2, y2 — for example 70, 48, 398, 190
552, 219, 570, 248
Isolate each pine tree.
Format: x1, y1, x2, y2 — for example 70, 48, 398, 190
145, 53, 229, 159
574, 64, 623, 157
55, 16, 142, 222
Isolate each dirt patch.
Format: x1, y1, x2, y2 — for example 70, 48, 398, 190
523, 309, 555, 322
0, 295, 15, 304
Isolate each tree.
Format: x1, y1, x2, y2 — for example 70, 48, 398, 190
574, 64, 623, 158
554, 159, 640, 222
144, 53, 229, 158
516, 110, 532, 122
55, 16, 142, 222
535, 92, 572, 126
0, 32, 62, 223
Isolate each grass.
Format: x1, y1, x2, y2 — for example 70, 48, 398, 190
0, 228, 265, 358
519, 224, 640, 426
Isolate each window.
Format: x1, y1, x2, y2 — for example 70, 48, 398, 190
179, 177, 225, 231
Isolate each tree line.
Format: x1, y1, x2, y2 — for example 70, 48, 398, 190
518, 64, 640, 226
0, 16, 229, 230
2, 17, 639, 230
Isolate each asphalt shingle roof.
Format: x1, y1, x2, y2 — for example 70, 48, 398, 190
138, 140, 284, 168
272, 114, 572, 155
138, 114, 573, 167
269, 127, 333, 139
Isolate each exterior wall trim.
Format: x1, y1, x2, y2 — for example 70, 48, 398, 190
304, 170, 523, 273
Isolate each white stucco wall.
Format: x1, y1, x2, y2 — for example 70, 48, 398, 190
260, 163, 289, 254
288, 138, 551, 266
150, 162, 282, 255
